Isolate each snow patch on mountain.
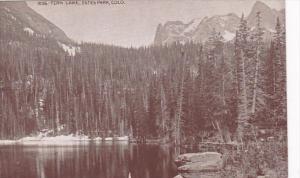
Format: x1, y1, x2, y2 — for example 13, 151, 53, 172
267, 28, 275, 33
4, 7, 11, 12
220, 16, 229, 21
57, 42, 80, 56
223, 30, 235, 41
184, 18, 202, 34
24, 27, 34, 35
165, 24, 185, 35
9, 14, 16, 21
4, 9, 17, 21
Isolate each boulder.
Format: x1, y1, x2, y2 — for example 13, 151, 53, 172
175, 152, 223, 168
175, 152, 223, 178
180, 172, 221, 178
265, 169, 278, 178
178, 159, 223, 172
257, 169, 278, 178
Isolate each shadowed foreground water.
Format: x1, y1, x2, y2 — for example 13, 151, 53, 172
0, 143, 179, 178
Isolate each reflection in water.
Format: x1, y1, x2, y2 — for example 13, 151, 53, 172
0, 143, 178, 178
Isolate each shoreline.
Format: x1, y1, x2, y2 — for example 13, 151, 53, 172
0, 135, 130, 146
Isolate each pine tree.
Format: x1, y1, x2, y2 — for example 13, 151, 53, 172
273, 17, 287, 125
193, 46, 209, 140
251, 11, 265, 116
235, 14, 250, 142
174, 50, 187, 145
181, 61, 194, 141
147, 79, 159, 138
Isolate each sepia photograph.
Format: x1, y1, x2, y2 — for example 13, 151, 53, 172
0, 0, 290, 178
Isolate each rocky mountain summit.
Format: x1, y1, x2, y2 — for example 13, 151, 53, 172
0, 1, 78, 55
0, 1, 73, 44
154, 1, 285, 45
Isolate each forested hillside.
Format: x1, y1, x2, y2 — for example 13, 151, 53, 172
0, 5, 286, 145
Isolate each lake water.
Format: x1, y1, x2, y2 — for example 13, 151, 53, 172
0, 143, 179, 178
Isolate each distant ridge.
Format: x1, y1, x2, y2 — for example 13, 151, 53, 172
0, 1, 73, 44
154, 1, 285, 45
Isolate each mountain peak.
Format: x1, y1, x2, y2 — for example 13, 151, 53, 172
253, 1, 269, 8
153, 12, 240, 45
0, 1, 73, 44
153, 1, 285, 45
251, 1, 272, 14
247, 0, 284, 30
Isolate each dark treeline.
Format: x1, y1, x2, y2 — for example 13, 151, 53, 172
0, 13, 286, 144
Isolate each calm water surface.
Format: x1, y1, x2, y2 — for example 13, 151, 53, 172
0, 143, 179, 178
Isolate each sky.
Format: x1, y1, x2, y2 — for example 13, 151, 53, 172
28, 0, 285, 47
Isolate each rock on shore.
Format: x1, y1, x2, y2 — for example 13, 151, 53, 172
174, 152, 223, 178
